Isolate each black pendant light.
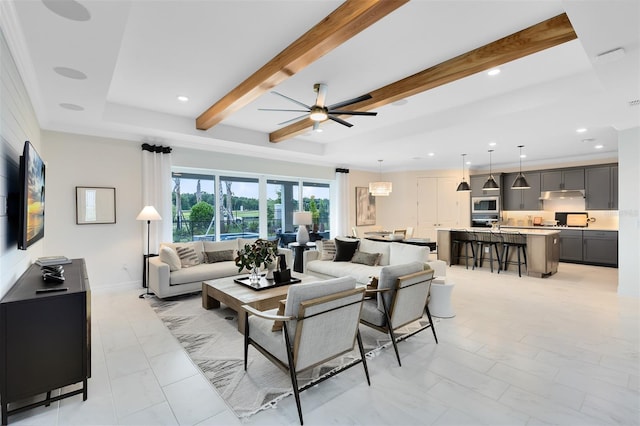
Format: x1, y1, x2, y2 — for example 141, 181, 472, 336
456, 154, 471, 192
483, 149, 500, 190
511, 145, 530, 189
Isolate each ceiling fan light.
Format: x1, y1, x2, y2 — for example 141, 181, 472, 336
309, 106, 328, 121
369, 181, 392, 196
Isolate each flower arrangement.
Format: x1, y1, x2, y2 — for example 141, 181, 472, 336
235, 239, 278, 282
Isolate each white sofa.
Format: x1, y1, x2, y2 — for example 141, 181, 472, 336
303, 238, 446, 285
148, 238, 292, 299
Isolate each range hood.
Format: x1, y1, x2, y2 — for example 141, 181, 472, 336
539, 190, 585, 200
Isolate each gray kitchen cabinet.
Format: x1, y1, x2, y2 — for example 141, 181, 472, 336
541, 168, 584, 191
558, 229, 583, 262
583, 230, 618, 266
585, 165, 618, 210
501, 172, 541, 211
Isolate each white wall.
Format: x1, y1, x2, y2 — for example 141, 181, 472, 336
42, 131, 143, 288
0, 28, 42, 297
617, 127, 639, 297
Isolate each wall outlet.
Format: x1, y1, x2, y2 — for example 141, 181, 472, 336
484, 246, 489, 253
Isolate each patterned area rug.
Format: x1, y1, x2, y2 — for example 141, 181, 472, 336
148, 293, 435, 419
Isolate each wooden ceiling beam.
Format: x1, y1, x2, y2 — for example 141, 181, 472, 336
269, 13, 577, 143
195, 0, 409, 131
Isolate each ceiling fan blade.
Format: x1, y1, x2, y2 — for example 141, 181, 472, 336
327, 93, 372, 110
277, 114, 308, 126
328, 110, 378, 116
314, 83, 328, 107
328, 115, 353, 128
271, 91, 311, 109
258, 108, 310, 113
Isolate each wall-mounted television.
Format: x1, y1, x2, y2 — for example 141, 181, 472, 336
18, 141, 45, 250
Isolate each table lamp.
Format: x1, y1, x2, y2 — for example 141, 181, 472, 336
137, 205, 162, 299
293, 211, 312, 244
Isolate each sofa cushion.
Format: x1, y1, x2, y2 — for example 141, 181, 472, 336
351, 250, 381, 266
358, 239, 391, 266
334, 238, 359, 262
306, 259, 380, 285
161, 241, 205, 264
170, 262, 239, 285
205, 249, 235, 263
159, 246, 181, 271
175, 245, 201, 268
377, 262, 425, 312
203, 240, 238, 254
320, 239, 336, 261
389, 242, 429, 265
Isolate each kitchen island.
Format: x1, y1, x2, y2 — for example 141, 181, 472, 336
437, 228, 561, 278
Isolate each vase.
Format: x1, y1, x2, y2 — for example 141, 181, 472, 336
249, 266, 261, 284
265, 262, 275, 280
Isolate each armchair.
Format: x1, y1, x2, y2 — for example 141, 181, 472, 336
359, 262, 437, 366
241, 276, 369, 425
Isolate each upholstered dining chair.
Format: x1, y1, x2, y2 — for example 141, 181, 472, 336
241, 277, 369, 425
359, 262, 437, 367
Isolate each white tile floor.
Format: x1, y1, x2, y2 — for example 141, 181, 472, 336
8, 262, 639, 425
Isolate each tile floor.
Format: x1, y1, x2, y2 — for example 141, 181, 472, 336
8, 262, 639, 425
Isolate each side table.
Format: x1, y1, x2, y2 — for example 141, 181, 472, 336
288, 242, 316, 273
428, 282, 456, 318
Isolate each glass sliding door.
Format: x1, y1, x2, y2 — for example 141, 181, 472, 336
172, 173, 215, 242
267, 179, 299, 246
219, 176, 259, 240
303, 182, 330, 239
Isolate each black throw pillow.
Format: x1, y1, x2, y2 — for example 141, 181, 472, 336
333, 239, 359, 262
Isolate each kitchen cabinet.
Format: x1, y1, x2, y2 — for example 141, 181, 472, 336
583, 230, 618, 266
502, 172, 541, 211
470, 174, 502, 197
541, 169, 584, 191
558, 229, 583, 262
585, 165, 618, 210
417, 177, 462, 241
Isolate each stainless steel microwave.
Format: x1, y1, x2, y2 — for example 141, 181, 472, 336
472, 196, 500, 214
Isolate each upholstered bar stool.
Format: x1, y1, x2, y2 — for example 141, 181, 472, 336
450, 230, 476, 269
501, 232, 527, 277
474, 231, 502, 273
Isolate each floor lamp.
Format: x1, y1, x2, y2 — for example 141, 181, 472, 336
137, 205, 162, 299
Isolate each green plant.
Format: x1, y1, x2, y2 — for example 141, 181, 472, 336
309, 196, 320, 226
235, 239, 277, 272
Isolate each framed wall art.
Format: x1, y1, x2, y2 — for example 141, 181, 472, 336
76, 186, 116, 224
355, 186, 376, 226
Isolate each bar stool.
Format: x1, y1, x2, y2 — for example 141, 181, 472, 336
501, 232, 527, 277
451, 230, 476, 269
474, 231, 502, 273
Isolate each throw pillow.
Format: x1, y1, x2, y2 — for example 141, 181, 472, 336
159, 246, 181, 272
333, 238, 359, 262
204, 249, 235, 263
175, 246, 200, 268
320, 239, 336, 261
351, 250, 381, 266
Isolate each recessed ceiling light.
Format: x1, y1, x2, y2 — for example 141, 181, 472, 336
428, 152, 435, 157
594, 144, 604, 149
53, 66, 87, 80
487, 69, 501, 76
576, 128, 587, 133
59, 103, 84, 111
177, 95, 189, 102
42, 0, 91, 21
489, 141, 497, 147
466, 161, 471, 165
520, 154, 527, 158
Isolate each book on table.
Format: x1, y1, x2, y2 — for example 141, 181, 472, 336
35, 256, 72, 266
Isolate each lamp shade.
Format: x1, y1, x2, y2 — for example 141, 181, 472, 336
293, 211, 312, 226
511, 174, 531, 189
369, 181, 393, 196
456, 180, 471, 192
483, 176, 500, 190
136, 205, 162, 221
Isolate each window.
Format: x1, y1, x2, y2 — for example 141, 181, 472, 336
267, 179, 299, 237
172, 173, 215, 242
219, 176, 259, 240
303, 182, 330, 236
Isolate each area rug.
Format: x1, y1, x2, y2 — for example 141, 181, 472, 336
148, 293, 435, 419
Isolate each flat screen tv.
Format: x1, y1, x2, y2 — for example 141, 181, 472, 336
18, 141, 45, 250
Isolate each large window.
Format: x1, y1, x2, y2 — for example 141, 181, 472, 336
172, 171, 331, 244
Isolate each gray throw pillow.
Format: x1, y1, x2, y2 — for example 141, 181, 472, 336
205, 249, 235, 263
351, 250, 381, 266
333, 238, 359, 262
175, 246, 200, 268
320, 240, 336, 261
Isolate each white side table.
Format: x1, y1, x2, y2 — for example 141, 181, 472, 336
428, 281, 455, 318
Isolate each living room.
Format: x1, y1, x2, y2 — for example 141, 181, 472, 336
0, 1, 638, 425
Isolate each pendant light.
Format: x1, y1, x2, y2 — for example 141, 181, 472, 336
482, 149, 500, 190
369, 159, 392, 196
511, 145, 530, 189
456, 154, 471, 192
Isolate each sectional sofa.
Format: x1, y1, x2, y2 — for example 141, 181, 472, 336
148, 238, 292, 299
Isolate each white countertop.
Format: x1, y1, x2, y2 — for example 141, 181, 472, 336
439, 227, 561, 236
500, 225, 618, 232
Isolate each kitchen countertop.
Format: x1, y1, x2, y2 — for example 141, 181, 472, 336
441, 227, 561, 235
500, 225, 618, 232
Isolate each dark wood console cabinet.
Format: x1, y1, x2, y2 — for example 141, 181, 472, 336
1, 259, 90, 425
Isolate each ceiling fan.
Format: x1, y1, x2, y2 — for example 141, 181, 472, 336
259, 83, 377, 128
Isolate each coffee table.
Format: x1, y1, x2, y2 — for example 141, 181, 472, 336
202, 273, 318, 333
